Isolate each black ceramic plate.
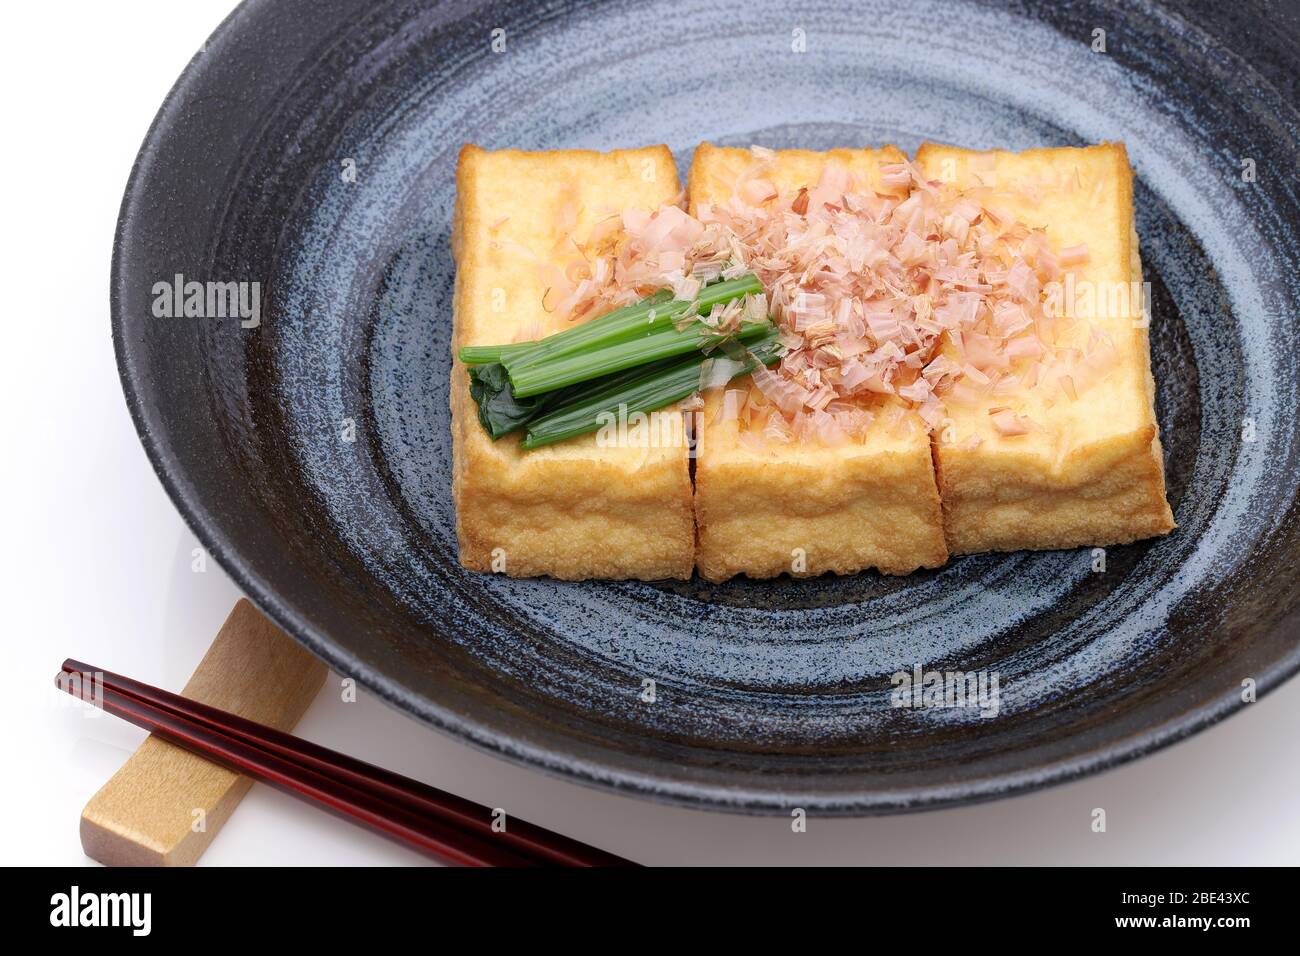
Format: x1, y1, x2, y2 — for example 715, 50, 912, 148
113, 0, 1300, 813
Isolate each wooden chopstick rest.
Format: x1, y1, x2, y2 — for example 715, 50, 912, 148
79, 598, 327, 866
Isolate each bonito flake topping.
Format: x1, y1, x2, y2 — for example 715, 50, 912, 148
540, 150, 1114, 443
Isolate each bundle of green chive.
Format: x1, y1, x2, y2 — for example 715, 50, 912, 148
459, 274, 782, 448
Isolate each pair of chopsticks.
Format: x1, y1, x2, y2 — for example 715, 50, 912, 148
56, 659, 636, 867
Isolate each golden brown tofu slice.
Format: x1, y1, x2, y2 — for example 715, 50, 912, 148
913, 142, 1175, 553
450, 145, 694, 580
687, 144, 948, 580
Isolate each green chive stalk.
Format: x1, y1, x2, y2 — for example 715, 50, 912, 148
458, 274, 762, 367
508, 320, 774, 398
470, 352, 698, 440
520, 329, 783, 449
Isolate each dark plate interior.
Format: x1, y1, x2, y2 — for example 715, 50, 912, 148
113, 0, 1300, 812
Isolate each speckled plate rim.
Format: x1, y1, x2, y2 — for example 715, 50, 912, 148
109, 0, 1300, 815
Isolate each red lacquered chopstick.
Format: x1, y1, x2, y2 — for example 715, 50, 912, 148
57, 660, 637, 867
60, 673, 534, 866
60, 658, 623, 867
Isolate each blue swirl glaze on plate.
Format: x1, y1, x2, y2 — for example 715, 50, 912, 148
112, 0, 1300, 812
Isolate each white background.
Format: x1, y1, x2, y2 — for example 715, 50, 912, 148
1, 1, 1296, 866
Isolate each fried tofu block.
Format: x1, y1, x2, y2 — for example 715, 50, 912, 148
913, 142, 1175, 553
687, 144, 948, 580
451, 145, 694, 580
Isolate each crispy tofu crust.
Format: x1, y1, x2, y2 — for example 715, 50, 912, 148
688, 144, 949, 580
914, 142, 1175, 553
451, 144, 694, 580
451, 141, 1176, 582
